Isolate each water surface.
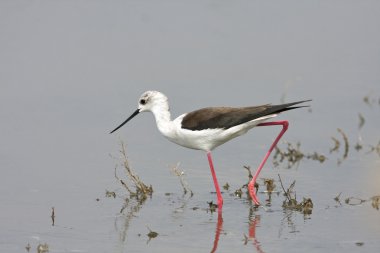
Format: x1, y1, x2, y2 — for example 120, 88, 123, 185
1, 1, 379, 252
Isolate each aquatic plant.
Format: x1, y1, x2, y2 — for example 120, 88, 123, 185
114, 140, 153, 200
273, 141, 326, 169
278, 174, 313, 215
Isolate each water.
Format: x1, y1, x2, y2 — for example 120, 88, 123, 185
1, 1, 379, 252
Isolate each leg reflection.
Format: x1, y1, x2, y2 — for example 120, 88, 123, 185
210, 209, 223, 253
209, 209, 265, 253
248, 214, 265, 253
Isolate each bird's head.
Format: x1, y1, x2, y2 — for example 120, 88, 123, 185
110, 90, 168, 134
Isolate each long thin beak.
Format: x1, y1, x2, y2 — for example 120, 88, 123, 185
110, 109, 140, 134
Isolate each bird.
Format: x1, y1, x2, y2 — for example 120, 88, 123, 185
110, 90, 310, 208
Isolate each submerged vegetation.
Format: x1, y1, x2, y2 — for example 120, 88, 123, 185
273, 141, 326, 169
277, 174, 313, 215
146, 226, 159, 244
334, 192, 380, 210
229, 166, 313, 215
273, 94, 380, 170
36, 243, 49, 253
367, 141, 380, 156
329, 128, 350, 165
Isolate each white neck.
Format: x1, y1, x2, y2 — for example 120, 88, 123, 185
151, 102, 175, 138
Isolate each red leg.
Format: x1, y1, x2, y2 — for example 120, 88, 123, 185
248, 121, 289, 205
207, 151, 223, 208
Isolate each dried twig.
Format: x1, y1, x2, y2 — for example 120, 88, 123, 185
51, 207, 55, 226
334, 192, 342, 205
114, 141, 153, 199
278, 174, 291, 202
337, 128, 349, 161
171, 162, 193, 196
330, 137, 340, 153
358, 113, 365, 129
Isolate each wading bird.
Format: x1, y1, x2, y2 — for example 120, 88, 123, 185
110, 90, 310, 208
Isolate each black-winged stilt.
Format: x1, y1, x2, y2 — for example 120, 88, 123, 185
110, 90, 310, 208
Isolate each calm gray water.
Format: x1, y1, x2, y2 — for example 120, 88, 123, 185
1, 1, 379, 252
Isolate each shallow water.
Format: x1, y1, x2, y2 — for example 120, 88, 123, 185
1, 1, 380, 252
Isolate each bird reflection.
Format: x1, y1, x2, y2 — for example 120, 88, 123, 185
210, 208, 265, 253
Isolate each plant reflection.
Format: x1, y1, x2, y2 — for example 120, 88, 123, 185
114, 197, 146, 252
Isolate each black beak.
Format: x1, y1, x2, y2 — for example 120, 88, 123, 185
110, 109, 140, 134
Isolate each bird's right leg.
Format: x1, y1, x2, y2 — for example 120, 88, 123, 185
248, 121, 289, 205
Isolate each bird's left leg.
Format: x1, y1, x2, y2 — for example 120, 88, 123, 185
248, 121, 289, 205
207, 151, 223, 208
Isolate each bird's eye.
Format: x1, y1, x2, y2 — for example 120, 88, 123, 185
140, 99, 146, 105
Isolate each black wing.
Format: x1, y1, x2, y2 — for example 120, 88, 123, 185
181, 100, 311, 131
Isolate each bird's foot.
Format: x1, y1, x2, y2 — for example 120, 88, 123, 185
248, 180, 260, 206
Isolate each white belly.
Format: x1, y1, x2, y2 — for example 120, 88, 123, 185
163, 114, 277, 151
